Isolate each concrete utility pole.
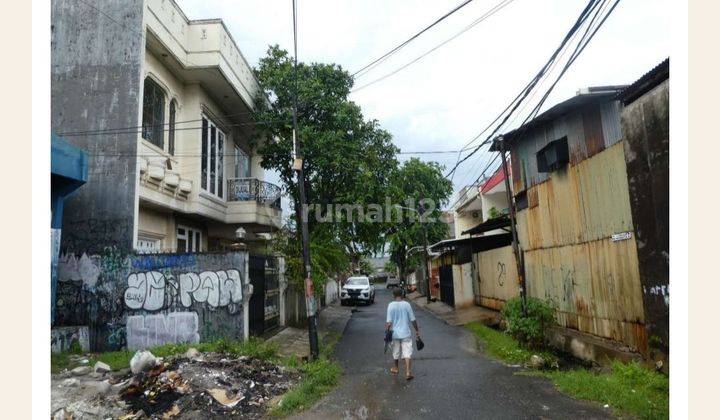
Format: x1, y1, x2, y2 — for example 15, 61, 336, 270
495, 136, 527, 311
292, 0, 319, 359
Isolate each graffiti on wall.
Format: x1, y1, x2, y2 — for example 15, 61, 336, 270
131, 254, 197, 271
178, 270, 243, 308
51, 326, 90, 353
54, 249, 253, 352
126, 311, 200, 350
58, 253, 102, 288
123, 269, 244, 311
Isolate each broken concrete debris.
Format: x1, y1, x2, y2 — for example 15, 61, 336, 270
71, 366, 92, 376
94, 361, 111, 374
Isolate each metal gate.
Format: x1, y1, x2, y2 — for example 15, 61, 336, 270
249, 256, 266, 336
439, 264, 455, 307
249, 255, 281, 336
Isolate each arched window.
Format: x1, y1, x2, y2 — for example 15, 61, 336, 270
142, 77, 165, 149
169, 99, 177, 155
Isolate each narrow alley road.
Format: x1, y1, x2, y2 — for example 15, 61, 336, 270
292, 288, 612, 420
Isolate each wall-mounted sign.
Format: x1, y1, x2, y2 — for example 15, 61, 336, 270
611, 231, 632, 242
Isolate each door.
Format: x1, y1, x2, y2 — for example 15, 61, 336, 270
439, 264, 455, 307
248, 255, 266, 336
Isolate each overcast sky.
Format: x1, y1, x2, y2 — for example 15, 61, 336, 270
176, 0, 670, 208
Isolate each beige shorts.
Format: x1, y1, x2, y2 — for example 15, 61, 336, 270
392, 338, 413, 360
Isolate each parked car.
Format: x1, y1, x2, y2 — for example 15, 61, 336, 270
386, 275, 400, 289
341, 276, 375, 305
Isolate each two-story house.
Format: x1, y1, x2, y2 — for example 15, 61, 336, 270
51, 0, 284, 351
53, 0, 281, 256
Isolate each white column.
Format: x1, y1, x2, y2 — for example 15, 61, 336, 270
278, 256, 287, 326
243, 252, 252, 341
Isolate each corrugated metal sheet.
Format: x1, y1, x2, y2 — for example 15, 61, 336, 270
601, 100, 623, 147
474, 245, 519, 310
509, 99, 623, 192
524, 237, 645, 351
516, 140, 645, 351
517, 141, 634, 250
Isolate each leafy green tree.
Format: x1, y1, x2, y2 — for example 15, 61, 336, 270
386, 158, 453, 281
252, 45, 398, 264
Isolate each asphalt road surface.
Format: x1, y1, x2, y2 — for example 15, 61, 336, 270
292, 287, 612, 420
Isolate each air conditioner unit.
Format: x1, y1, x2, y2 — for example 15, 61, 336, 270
537, 136, 569, 173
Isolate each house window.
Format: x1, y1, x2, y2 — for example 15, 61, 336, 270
536, 136, 569, 173
169, 99, 177, 155
234, 145, 251, 178
142, 77, 166, 149
201, 116, 225, 199
137, 234, 161, 254
177, 226, 202, 253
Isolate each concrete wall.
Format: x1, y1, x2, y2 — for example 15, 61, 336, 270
51, 0, 144, 253
474, 245, 520, 310
621, 79, 670, 362
54, 249, 251, 351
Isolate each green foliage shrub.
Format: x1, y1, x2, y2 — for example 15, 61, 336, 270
501, 297, 556, 348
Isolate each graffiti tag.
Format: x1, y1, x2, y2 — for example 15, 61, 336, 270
178, 270, 243, 308
496, 262, 506, 287
126, 312, 199, 350
123, 269, 244, 310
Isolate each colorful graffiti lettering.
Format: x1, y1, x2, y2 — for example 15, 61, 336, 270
126, 312, 199, 350
131, 254, 197, 271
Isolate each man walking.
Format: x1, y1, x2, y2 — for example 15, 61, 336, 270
385, 287, 420, 380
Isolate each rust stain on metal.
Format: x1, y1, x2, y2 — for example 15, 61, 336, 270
514, 141, 645, 351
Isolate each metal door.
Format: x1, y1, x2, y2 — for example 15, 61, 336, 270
439, 264, 455, 307
249, 255, 266, 336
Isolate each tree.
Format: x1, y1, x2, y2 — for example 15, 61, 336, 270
386, 158, 454, 282
252, 45, 398, 265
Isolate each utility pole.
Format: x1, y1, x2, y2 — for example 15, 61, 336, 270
291, 0, 319, 359
495, 136, 527, 311
419, 203, 432, 304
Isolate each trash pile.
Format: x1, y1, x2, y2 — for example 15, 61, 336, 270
52, 349, 298, 419
120, 350, 297, 419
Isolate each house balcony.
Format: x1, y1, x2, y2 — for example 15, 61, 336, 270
226, 178, 282, 230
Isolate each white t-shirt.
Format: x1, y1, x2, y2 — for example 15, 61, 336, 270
386, 300, 416, 340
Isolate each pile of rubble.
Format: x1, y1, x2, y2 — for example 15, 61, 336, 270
52, 349, 298, 419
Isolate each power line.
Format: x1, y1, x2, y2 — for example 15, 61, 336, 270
56, 110, 261, 136
69, 0, 263, 128
444, 0, 604, 179
57, 119, 290, 137
351, 0, 475, 78
83, 149, 464, 158
449, 0, 621, 210
352, 0, 516, 93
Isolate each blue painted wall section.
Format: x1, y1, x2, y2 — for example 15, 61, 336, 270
54, 250, 252, 351
51, 135, 88, 325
